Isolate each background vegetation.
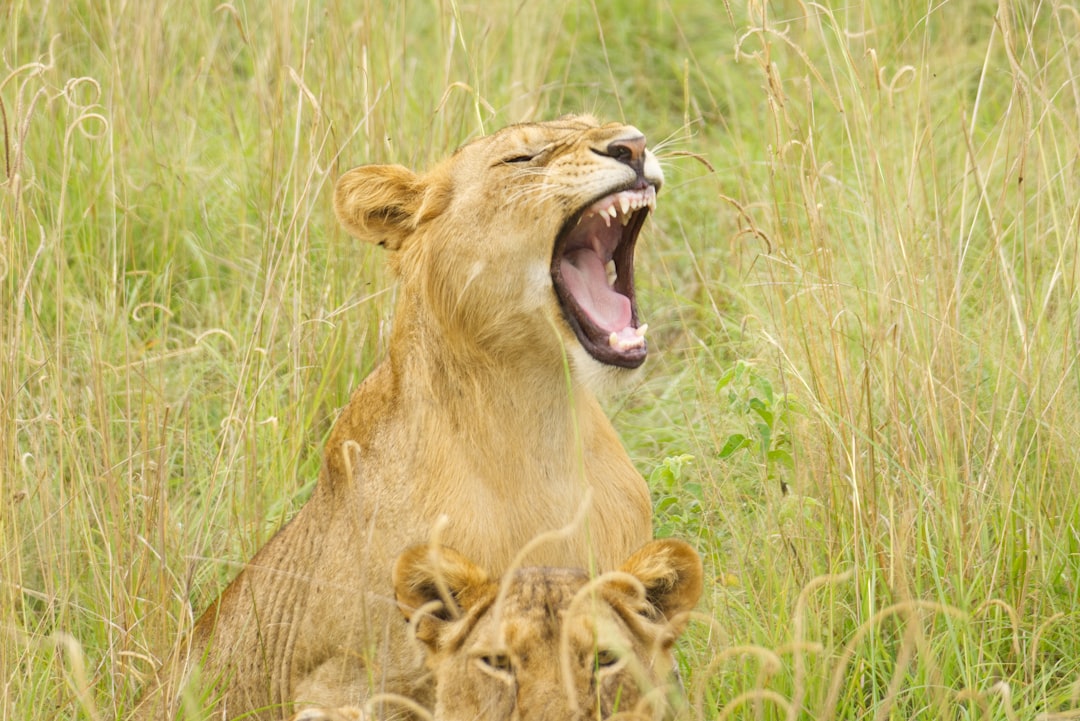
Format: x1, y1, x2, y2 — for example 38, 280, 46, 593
3, 0, 1079, 718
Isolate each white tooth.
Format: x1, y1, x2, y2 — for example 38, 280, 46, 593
634, 323, 648, 337
620, 212, 630, 227
619, 196, 631, 216
605, 260, 616, 284
609, 332, 620, 348
602, 212, 611, 228
608, 205, 619, 219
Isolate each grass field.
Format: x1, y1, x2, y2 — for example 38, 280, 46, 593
3, 0, 1080, 718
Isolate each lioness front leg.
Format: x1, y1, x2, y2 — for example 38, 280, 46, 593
289, 707, 365, 721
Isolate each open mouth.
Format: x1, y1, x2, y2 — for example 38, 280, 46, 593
551, 181, 657, 368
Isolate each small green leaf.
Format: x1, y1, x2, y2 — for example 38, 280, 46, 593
719, 433, 751, 458
655, 496, 679, 513
756, 376, 774, 405
716, 366, 737, 392
756, 423, 772, 450
648, 454, 694, 487
767, 449, 794, 470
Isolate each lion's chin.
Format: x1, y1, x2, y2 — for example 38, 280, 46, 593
566, 341, 645, 398
551, 182, 657, 369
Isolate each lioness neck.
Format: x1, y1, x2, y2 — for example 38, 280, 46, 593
400, 334, 595, 487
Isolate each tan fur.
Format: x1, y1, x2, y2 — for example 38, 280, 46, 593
133, 117, 664, 720
393, 539, 703, 721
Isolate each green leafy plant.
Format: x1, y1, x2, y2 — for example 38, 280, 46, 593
716, 360, 800, 493
650, 453, 705, 540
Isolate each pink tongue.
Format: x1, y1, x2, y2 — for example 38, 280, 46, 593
560, 249, 631, 332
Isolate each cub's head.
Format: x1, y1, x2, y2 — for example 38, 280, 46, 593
393, 539, 702, 721
334, 116, 663, 389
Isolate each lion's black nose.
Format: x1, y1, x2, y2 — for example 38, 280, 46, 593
600, 135, 647, 178
605, 135, 647, 165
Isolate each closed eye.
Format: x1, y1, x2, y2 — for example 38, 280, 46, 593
500, 143, 553, 165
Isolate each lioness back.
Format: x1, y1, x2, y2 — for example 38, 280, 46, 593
134, 116, 665, 720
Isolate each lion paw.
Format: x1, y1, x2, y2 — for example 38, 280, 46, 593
288, 706, 366, 721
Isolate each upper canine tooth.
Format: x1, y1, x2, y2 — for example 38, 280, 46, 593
619, 197, 631, 216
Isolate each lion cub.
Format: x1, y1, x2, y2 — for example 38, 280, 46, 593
134, 117, 665, 719
395, 539, 703, 721
295, 540, 702, 721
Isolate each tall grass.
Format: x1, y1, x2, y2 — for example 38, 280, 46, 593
2, 0, 1078, 719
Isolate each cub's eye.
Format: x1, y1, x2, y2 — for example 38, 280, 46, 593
479, 652, 512, 673
595, 649, 619, 669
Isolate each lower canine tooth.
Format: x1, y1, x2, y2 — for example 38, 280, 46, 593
634, 324, 648, 337
608, 332, 619, 348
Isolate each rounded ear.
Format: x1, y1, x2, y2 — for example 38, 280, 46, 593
333, 164, 425, 250
618, 538, 703, 635
393, 544, 491, 650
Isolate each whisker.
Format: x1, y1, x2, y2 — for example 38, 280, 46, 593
650, 121, 699, 154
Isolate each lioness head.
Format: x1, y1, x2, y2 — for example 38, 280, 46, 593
334, 116, 663, 389
393, 539, 702, 721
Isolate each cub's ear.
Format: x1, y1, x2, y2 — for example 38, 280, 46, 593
333, 164, 449, 250
618, 538, 703, 636
393, 544, 491, 651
